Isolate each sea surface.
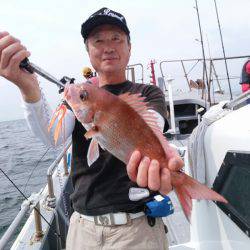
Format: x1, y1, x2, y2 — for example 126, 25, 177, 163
0, 119, 61, 249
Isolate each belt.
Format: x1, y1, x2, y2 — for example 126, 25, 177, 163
79, 211, 145, 226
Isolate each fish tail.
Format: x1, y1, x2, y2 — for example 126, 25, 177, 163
172, 172, 228, 222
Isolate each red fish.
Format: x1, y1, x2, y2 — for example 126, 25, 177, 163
61, 83, 228, 221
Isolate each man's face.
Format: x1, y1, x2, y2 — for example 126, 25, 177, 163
86, 24, 131, 76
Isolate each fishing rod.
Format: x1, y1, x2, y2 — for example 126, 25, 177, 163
19, 58, 69, 89
194, 0, 211, 105
0, 167, 64, 243
213, 0, 233, 100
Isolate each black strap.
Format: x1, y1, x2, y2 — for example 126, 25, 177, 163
147, 216, 156, 227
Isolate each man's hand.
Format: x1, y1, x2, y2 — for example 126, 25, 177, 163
126, 150, 183, 195
0, 31, 40, 102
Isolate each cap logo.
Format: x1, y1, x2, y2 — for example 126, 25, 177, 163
100, 8, 124, 22
103, 8, 111, 15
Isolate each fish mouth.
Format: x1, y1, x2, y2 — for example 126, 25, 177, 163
74, 108, 94, 123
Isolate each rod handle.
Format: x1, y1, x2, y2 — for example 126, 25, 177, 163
19, 58, 34, 74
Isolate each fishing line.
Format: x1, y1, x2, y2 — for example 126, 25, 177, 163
23, 146, 52, 195
0, 167, 63, 242
186, 60, 200, 75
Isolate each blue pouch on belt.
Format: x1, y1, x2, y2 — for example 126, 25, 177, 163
145, 195, 174, 217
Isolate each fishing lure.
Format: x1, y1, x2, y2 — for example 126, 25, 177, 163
48, 102, 67, 144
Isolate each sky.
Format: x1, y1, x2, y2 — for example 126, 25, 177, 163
0, 0, 250, 121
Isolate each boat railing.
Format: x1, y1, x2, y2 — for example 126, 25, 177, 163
0, 140, 72, 250
126, 63, 144, 83
46, 140, 71, 208
0, 201, 30, 250
159, 55, 250, 103
224, 89, 250, 110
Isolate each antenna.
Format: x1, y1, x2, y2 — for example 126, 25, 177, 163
213, 0, 233, 100
194, 0, 211, 104
149, 60, 157, 85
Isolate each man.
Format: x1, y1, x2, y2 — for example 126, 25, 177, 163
82, 66, 99, 86
0, 7, 183, 250
239, 59, 250, 93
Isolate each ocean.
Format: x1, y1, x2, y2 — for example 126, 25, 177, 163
0, 119, 61, 248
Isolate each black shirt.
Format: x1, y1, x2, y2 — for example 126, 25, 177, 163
70, 81, 168, 215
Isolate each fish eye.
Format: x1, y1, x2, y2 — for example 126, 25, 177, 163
79, 90, 88, 101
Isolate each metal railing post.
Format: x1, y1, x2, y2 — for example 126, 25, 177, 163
46, 141, 71, 208
34, 203, 44, 241
47, 174, 56, 199
63, 154, 69, 176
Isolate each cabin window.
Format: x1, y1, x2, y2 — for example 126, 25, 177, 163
213, 151, 250, 237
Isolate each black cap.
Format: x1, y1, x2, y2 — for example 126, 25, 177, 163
81, 7, 130, 41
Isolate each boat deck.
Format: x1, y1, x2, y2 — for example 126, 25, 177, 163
164, 137, 190, 246
164, 192, 190, 246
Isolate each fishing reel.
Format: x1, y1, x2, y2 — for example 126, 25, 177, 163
59, 76, 75, 94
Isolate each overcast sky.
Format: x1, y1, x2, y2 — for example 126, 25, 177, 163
0, 0, 250, 121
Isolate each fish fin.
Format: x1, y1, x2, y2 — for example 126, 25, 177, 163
87, 139, 100, 166
119, 93, 175, 160
119, 92, 146, 103
119, 93, 172, 156
119, 94, 147, 113
174, 185, 192, 222
84, 126, 99, 139
173, 172, 228, 222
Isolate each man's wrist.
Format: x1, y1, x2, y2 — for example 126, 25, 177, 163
20, 80, 41, 103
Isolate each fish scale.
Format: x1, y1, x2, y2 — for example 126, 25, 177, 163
94, 111, 139, 163
93, 103, 165, 164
